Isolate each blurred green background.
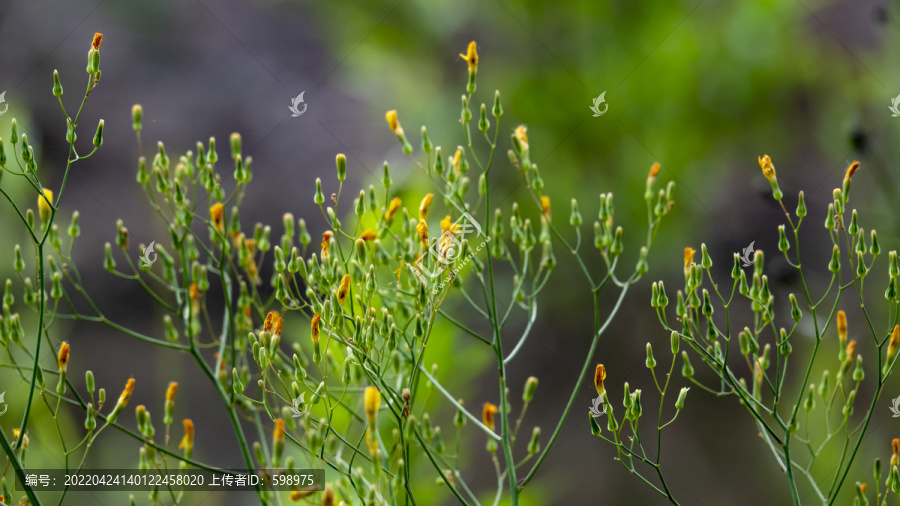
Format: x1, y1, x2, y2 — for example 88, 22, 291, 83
2, 0, 900, 504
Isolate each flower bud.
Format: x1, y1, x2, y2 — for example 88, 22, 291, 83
93, 119, 104, 148
523, 376, 538, 403
681, 352, 694, 378
675, 387, 689, 411
645, 343, 656, 369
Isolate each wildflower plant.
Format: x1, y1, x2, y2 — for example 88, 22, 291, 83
0, 35, 675, 505
593, 155, 900, 504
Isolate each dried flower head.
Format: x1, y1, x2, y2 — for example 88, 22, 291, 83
273, 317, 284, 337
459, 41, 478, 71
264, 311, 278, 333
419, 193, 434, 221
311, 314, 321, 344
91, 32, 103, 50
337, 274, 351, 306
57, 341, 70, 373
321, 231, 333, 257
416, 221, 429, 249
482, 402, 499, 432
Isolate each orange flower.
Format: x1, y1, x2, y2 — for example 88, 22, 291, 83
189, 283, 200, 301
180, 419, 194, 450
648, 162, 661, 180
91, 33, 103, 50
119, 378, 135, 407
459, 41, 478, 71
758, 155, 776, 182
359, 229, 377, 241
892, 438, 900, 467
337, 274, 351, 306
273, 418, 285, 443
321, 231, 333, 257
311, 314, 321, 344
845, 161, 859, 182
419, 193, 434, 221
846, 340, 857, 362
57, 341, 70, 373
209, 203, 224, 232
836, 310, 848, 342
482, 402, 499, 432
594, 364, 606, 396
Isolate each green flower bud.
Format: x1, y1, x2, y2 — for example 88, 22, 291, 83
523, 376, 538, 403
701, 243, 712, 269
848, 209, 859, 236
589, 411, 602, 436
778, 225, 789, 252
825, 203, 835, 230
382, 161, 391, 188
645, 343, 656, 369
675, 387, 689, 411
681, 352, 694, 378
314, 178, 325, 205
828, 245, 841, 273
796, 190, 807, 218
478, 103, 490, 133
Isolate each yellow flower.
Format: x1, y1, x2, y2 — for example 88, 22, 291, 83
459, 41, 478, 72
290, 490, 314, 500
385, 197, 402, 221
273, 418, 285, 443
359, 229, 377, 241
514, 125, 529, 152
419, 193, 434, 221
310, 314, 321, 344
416, 221, 429, 250
38, 189, 54, 223
385, 110, 404, 136
758, 155, 776, 182
116, 378, 135, 411
321, 231, 333, 257
684, 247, 696, 267
179, 419, 194, 450
364, 386, 381, 425
892, 439, 900, 467
12, 428, 27, 448
57, 341, 70, 373
166, 382, 178, 403
440, 215, 459, 234
337, 274, 351, 306
541, 196, 551, 216
209, 203, 224, 233
594, 364, 606, 396
482, 402, 499, 432
450, 148, 462, 172
91, 32, 103, 50
846, 340, 856, 362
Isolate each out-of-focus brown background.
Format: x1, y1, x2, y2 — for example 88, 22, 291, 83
1, 0, 899, 504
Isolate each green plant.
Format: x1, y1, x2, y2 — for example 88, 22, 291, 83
0, 35, 677, 505
592, 155, 900, 505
